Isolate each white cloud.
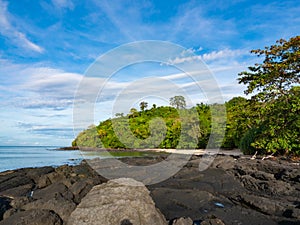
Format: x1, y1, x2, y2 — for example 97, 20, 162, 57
0, 60, 136, 111
0, 0, 44, 53
201, 49, 246, 61
167, 48, 247, 65
168, 55, 202, 65
16, 32, 43, 53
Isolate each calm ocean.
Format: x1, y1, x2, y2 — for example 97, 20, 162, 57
0, 146, 154, 172
0, 146, 84, 172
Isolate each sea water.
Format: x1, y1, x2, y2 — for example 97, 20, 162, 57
0, 146, 84, 172
0, 146, 155, 172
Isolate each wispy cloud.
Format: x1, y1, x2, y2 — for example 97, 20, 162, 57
167, 3, 238, 46
17, 121, 74, 138
91, 0, 157, 42
18, 68, 82, 110
0, 0, 44, 53
201, 49, 247, 61
0, 60, 81, 110
167, 48, 248, 65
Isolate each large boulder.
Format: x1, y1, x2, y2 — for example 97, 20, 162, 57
68, 178, 167, 225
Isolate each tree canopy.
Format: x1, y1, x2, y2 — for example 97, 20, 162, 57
238, 36, 300, 101
169, 96, 186, 109
139, 101, 148, 111
238, 36, 300, 155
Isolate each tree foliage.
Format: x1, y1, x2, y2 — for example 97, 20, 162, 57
238, 36, 300, 101
238, 36, 300, 155
169, 96, 186, 109
139, 101, 148, 111
72, 125, 102, 148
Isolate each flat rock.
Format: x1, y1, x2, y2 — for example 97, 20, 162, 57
0, 173, 33, 193
32, 182, 73, 201
68, 178, 167, 225
0, 209, 62, 225
22, 192, 76, 221
0, 183, 34, 198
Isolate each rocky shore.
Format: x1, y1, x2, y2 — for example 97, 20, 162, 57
0, 154, 299, 225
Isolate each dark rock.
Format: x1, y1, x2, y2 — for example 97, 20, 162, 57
0, 183, 34, 198
150, 188, 219, 219
248, 169, 275, 181
231, 193, 286, 215
43, 172, 64, 186
210, 155, 236, 170
22, 192, 76, 221
36, 175, 51, 189
0, 167, 53, 194
32, 182, 74, 202
25, 167, 55, 182
120, 219, 133, 225
0, 209, 62, 225
232, 160, 296, 196
0, 196, 11, 220
0, 173, 33, 193
69, 179, 94, 204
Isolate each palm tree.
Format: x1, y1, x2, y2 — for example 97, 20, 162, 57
139, 101, 148, 111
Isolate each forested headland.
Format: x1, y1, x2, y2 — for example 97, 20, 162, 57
73, 36, 300, 156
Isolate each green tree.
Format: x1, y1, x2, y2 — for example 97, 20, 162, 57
170, 96, 186, 109
223, 97, 249, 148
72, 125, 102, 148
139, 101, 148, 111
238, 36, 300, 101
115, 112, 124, 117
129, 108, 138, 118
238, 36, 300, 155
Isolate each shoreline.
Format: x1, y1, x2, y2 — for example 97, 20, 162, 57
0, 154, 299, 224
58, 146, 243, 156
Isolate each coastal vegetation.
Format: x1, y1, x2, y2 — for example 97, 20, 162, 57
73, 36, 299, 156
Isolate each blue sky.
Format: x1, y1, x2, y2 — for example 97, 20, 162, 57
0, 0, 299, 146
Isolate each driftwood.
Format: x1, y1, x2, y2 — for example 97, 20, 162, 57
262, 152, 275, 160
250, 151, 276, 160
250, 151, 258, 160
